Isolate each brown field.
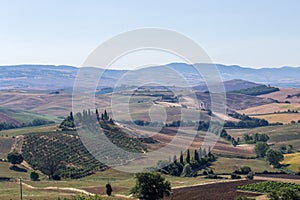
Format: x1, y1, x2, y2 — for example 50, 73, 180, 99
0, 112, 20, 124
164, 180, 264, 200
239, 103, 300, 115
259, 88, 300, 103
0, 91, 111, 116
142, 127, 255, 158
237, 102, 300, 124
195, 92, 276, 111
0, 137, 14, 158
250, 113, 300, 124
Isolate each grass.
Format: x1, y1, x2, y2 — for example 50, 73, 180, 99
282, 152, 300, 172
0, 107, 60, 124
211, 157, 278, 174
251, 113, 300, 124
0, 181, 126, 200
0, 124, 58, 137
0, 162, 30, 180
226, 124, 300, 150
0, 165, 227, 200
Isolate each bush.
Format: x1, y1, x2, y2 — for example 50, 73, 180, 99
237, 166, 252, 174
52, 174, 61, 181
7, 152, 23, 166
30, 171, 39, 181
231, 174, 242, 179
246, 171, 254, 180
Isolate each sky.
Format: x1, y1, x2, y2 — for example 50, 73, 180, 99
0, 0, 300, 69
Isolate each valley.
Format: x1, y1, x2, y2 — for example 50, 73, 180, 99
0, 66, 300, 200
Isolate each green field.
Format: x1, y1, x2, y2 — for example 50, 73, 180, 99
0, 124, 58, 137
211, 157, 278, 173
0, 107, 60, 124
227, 124, 300, 150
0, 164, 222, 200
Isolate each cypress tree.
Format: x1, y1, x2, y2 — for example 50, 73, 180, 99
194, 149, 199, 162
173, 155, 177, 163
96, 109, 100, 121
186, 149, 190, 163
199, 147, 202, 158
70, 112, 74, 121
180, 151, 184, 165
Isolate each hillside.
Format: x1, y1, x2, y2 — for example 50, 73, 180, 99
0, 107, 57, 130
192, 79, 262, 92
1, 64, 300, 90
227, 124, 300, 151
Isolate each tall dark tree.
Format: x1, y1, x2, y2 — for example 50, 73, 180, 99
199, 147, 202, 158
69, 112, 74, 121
173, 155, 177, 163
202, 148, 207, 157
179, 151, 184, 165
194, 149, 199, 162
95, 109, 100, 121
106, 183, 112, 196
186, 149, 190, 163
104, 110, 109, 120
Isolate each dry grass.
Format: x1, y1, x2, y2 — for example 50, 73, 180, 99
239, 103, 300, 115
259, 88, 300, 103
282, 152, 300, 172
251, 113, 300, 124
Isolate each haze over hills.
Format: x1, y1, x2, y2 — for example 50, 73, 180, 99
1, 63, 300, 90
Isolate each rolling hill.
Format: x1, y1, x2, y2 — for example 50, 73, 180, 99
1, 63, 300, 90
0, 107, 58, 129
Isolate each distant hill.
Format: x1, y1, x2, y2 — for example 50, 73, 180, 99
1, 63, 300, 90
193, 79, 262, 92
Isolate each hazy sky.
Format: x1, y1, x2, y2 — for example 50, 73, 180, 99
0, 0, 299, 68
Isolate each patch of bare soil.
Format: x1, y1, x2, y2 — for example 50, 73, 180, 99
164, 180, 264, 200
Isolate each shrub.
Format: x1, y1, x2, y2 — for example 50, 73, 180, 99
246, 171, 254, 180
7, 152, 23, 166
231, 174, 242, 179
30, 171, 39, 181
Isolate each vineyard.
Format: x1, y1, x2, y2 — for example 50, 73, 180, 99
238, 181, 300, 193
22, 132, 107, 179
